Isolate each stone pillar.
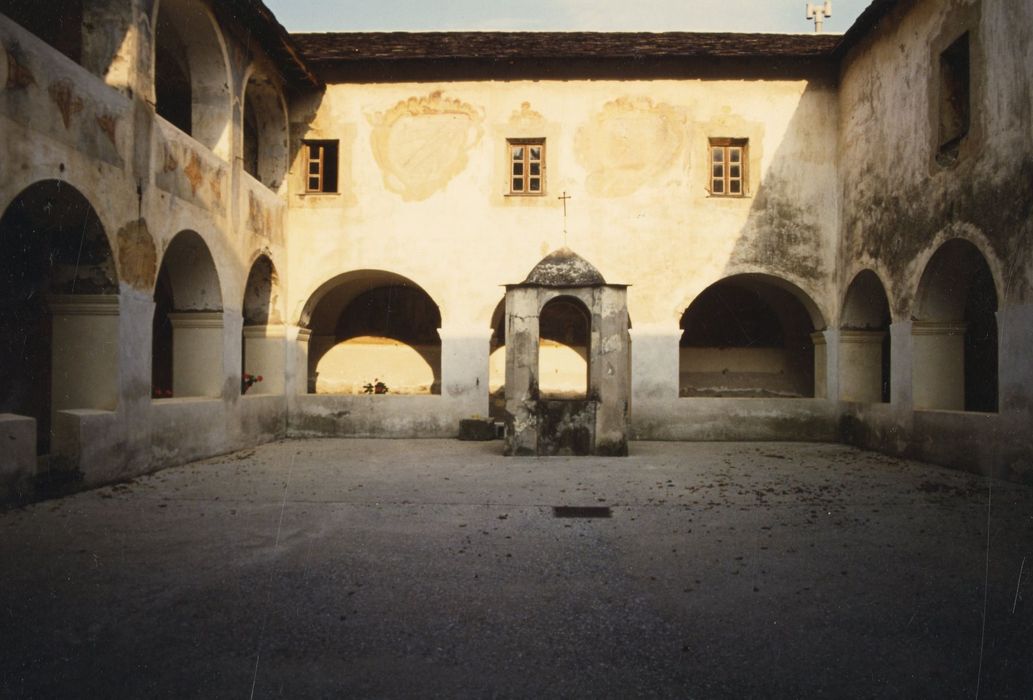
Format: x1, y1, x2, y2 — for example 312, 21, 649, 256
438, 326, 491, 417
629, 323, 680, 400
307, 334, 335, 394
838, 330, 887, 403
0, 414, 36, 502
81, 0, 145, 96
592, 286, 630, 455
242, 324, 286, 395
48, 295, 120, 413
504, 288, 540, 455
912, 321, 966, 410
811, 331, 828, 400
169, 312, 224, 398
292, 328, 312, 395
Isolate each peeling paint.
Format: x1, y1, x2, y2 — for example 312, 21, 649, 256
5, 48, 35, 89
368, 91, 483, 201
183, 152, 204, 195
47, 79, 84, 129
116, 218, 157, 292
575, 96, 685, 197
95, 112, 118, 148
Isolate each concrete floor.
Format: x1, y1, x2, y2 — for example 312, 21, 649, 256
1, 439, 1031, 698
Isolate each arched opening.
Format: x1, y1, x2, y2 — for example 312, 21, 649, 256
913, 239, 998, 412
538, 296, 590, 399
679, 275, 821, 398
153, 0, 231, 156
488, 297, 507, 419
1, 0, 83, 64
303, 271, 441, 395
241, 255, 284, 395
0, 181, 119, 455
840, 270, 891, 403
152, 231, 223, 399
241, 73, 288, 190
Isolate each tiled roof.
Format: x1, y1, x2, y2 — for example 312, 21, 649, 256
215, 0, 320, 88
292, 31, 843, 64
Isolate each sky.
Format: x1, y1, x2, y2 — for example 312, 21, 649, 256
263, 0, 874, 34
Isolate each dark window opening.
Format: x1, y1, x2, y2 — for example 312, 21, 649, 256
154, 26, 192, 135
243, 98, 260, 179
304, 141, 339, 193
938, 33, 970, 163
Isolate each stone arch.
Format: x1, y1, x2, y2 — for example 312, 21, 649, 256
0, 180, 119, 455
678, 273, 824, 398
241, 69, 289, 190
538, 295, 591, 399
153, 0, 232, 157
302, 270, 442, 395
840, 270, 892, 403
152, 230, 224, 398
912, 238, 998, 412
240, 254, 284, 395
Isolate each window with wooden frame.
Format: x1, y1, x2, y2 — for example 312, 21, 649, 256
508, 138, 545, 195
937, 32, 970, 163
709, 138, 748, 197
303, 140, 339, 193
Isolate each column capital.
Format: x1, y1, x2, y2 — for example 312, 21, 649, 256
243, 324, 287, 339
839, 329, 887, 344
912, 320, 966, 336
436, 326, 494, 341
47, 294, 120, 316
169, 312, 224, 329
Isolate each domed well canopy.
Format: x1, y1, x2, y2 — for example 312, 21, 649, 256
522, 247, 606, 287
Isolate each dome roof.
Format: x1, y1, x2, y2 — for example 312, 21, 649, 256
522, 247, 606, 286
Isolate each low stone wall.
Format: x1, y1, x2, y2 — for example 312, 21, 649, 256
630, 397, 838, 442
0, 414, 36, 501
288, 395, 465, 438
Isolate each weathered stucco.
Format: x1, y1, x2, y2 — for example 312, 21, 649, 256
2, 0, 1031, 498
836, 0, 1033, 479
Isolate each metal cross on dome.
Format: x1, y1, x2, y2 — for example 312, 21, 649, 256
558, 191, 572, 245
806, 1, 832, 33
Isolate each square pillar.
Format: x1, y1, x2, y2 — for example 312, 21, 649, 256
243, 324, 286, 395
0, 414, 36, 501
912, 321, 966, 410
592, 286, 630, 455
811, 331, 828, 400
438, 326, 491, 417
169, 312, 224, 398
839, 330, 887, 403
504, 288, 541, 455
48, 295, 120, 413
307, 334, 335, 394
291, 328, 312, 395
629, 323, 680, 400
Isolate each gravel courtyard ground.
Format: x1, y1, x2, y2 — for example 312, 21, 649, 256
1, 439, 1031, 698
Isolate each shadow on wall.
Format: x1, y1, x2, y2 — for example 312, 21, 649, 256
675, 81, 833, 400
0, 180, 119, 454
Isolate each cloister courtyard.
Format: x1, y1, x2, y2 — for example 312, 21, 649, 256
2, 439, 1031, 698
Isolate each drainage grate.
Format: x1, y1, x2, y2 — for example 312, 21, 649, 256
552, 506, 612, 518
